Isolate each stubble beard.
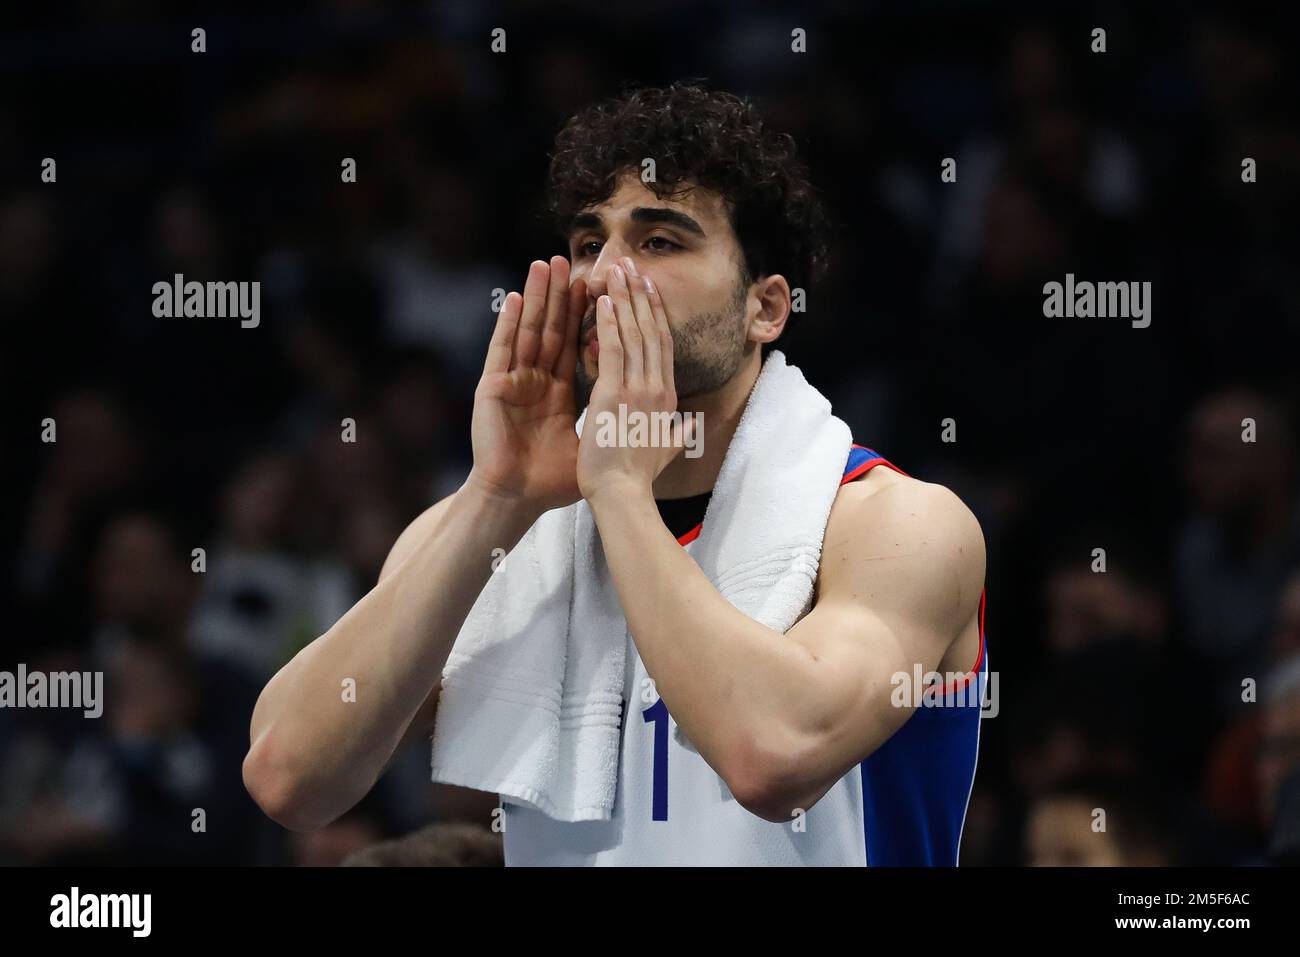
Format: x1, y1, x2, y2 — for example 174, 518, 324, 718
574, 275, 749, 409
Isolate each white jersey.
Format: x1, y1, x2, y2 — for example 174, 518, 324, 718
501, 535, 868, 866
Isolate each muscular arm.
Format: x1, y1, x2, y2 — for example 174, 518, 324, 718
587, 469, 985, 822
575, 256, 985, 822
242, 486, 537, 831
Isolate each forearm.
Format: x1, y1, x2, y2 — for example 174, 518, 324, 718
245, 482, 538, 828
587, 481, 819, 788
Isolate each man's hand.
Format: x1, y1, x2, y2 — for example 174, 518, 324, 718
467, 256, 588, 514
577, 256, 693, 503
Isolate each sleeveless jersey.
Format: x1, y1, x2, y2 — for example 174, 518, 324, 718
502, 445, 988, 865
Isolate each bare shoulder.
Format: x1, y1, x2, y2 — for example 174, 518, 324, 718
819, 467, 985, 627
826, 467, 983, 552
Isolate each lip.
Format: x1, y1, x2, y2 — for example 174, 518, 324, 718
585, 337, 599, 359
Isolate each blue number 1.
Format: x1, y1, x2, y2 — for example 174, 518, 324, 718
642, 698, 669, 820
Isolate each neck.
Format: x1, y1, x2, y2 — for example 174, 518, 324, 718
652, 345, 763, 499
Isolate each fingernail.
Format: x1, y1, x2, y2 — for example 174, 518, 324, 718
612, 265, 624, 282
623, 257, 637, 274
644, 276, 656, 295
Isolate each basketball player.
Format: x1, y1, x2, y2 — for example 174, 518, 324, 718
244, 82, 988, 865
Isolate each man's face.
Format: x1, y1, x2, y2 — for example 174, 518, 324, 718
566, 171, 751, 405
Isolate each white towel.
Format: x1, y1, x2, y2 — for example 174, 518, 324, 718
430, 350, 853, 821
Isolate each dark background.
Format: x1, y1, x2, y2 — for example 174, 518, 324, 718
2, 0, 1298, 865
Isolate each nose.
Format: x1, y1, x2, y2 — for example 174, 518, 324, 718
581, 238, 632, 303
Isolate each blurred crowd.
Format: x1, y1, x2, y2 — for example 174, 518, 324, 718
2, 2, 1298, 865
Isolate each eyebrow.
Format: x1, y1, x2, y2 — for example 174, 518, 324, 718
567, 206, 707, 239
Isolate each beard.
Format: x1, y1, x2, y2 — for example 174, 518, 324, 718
574, 273, 749, 409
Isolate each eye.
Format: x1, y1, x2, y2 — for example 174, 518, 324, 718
645, 236, 681, 252
574, 240, 602, 258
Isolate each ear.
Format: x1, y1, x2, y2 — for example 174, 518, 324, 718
747, 274, 792, 345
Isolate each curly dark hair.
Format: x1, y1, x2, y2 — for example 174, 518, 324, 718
545, 81, 830, 323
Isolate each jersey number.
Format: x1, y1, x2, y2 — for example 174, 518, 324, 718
642, 698, 669, 820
